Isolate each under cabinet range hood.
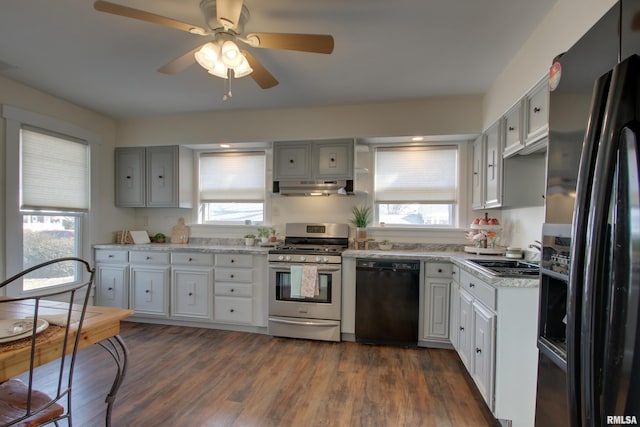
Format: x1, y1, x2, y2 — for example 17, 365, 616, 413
273, 180, 353, 196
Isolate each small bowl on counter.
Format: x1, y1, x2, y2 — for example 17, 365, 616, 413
378, 243, 393, 251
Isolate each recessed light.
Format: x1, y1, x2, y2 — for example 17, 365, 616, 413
411, 136, 424, 141
220, 144, 231, 148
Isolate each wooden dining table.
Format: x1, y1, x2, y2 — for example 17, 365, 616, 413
0, 299, 133, 426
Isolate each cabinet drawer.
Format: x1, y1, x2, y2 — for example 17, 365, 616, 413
424, 262, 452, 278
460, 270, 496, 310
95, 250, 128, 263
215, 268, 253, 283
215, 283, 253, 297
171, 252, 214, 266
215, 254, 253, 268
130, 251, 170, 265
215, 296, 252, 324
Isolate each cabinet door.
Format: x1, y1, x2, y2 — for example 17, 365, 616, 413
471, 135, 484, 209
313, 140, 354, 180
172, 268, 213, 319
146, 146, 177, 207
458, 289, 474, 371
449, 277, 460, 350
273, 143, 311, 180
115, 147, 146, 207
95, 264, 129, 308
484, 121, 503, 208
525, 78, 549, 145
424, 278, 450, 340
502, 102, 524, 158
472, 301, 496, 408
130, 266, 170, 316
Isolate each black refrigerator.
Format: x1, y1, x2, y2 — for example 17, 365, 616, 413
535, 0, 640, 426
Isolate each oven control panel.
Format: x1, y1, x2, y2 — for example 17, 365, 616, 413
268, 254, 342, 264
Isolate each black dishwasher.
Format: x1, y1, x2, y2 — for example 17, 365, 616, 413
355, 259, 420, 347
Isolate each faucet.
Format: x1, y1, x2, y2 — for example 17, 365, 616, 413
528, 240, 542, 252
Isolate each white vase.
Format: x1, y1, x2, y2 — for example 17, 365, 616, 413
245, 238, 255, 246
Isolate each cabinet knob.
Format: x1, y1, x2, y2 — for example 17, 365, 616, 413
533, 107, 541, 113
230, 274, 234, 278
330, 157, 335, 162
508, 126, 515, 131
158, 175, 164, 179
230, 309, 235, 313
126, 175, 132, 179
108, 287, 113, 291
476, 347, 482, 354
108, 254, 114, 258
437, 268, 443, 273
459, 326, 464, 331
188, 257, 193, 262
230, 288, 235, 292
145, 289, 150, 293
146, 256, 151, 260
469, 282, 475, 288
289, 159, 294, 164
231, 259, 235, 263
188, 292, 193, 296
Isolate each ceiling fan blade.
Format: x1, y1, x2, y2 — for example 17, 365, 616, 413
241, 50, 278, 89
158, 44, 207, 74
93, 1, 208, 35
216, 0, 244, 30
246, 33, 334, 54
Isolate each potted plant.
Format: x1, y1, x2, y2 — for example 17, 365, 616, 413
350, 205, 372, 239
153, 233, 166, 243
379, 239, 392, 250
270, 228, 277, 243
257, 227, 270, 244
244, 234, 256, 246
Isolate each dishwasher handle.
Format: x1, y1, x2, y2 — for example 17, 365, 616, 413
356, 259, 420, 271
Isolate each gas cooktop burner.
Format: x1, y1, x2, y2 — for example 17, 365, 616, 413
271, 245, 345, 254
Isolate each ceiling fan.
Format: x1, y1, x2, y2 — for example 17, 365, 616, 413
93, 0, 334, 91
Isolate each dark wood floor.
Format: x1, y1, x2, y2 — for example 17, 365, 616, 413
36, 322, 498, 426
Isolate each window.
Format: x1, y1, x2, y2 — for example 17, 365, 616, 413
3, 105, 95, 295
198, 152, 266, 223
19, 128, 89, 290
374, 146, 458, 226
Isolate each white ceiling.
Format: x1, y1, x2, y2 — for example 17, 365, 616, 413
0, 0, 557, 119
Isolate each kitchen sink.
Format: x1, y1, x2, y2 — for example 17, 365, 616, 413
467, 259, 540, 277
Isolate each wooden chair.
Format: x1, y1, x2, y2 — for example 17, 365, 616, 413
0, 258, 94, 426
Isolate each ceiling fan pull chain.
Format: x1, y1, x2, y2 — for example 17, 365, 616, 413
223, 68, 233, 101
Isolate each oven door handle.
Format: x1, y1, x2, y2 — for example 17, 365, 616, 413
268, 317, 337, 327
269, 264, 341, 273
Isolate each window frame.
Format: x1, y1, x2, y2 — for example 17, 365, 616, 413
196, 150, 267, 225
3, 105, 97, 296
370, 141, 470, 229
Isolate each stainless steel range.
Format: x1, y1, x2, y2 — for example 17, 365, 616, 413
268, 223, 349, 342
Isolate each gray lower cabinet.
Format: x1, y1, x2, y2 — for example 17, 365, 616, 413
129, 251, 171, 317
171, 252, 214, 320
95, 249, 129, 308
422, 262, 452, 344
214, 254, 254, 325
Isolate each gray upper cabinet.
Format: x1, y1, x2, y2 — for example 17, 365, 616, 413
273, 143, 311, 180
115, 147, 146, 207
273, 139, 354, 181
115, 146, 193, 208
502, 101, 524, 158
524, 77, 549, 147
483, 120, 503, 208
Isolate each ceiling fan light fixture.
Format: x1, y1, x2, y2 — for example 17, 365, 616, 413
194, 42, 220, 70
221, 40, 243, 68
208, 61, 229, 79
233, 55, 253, 78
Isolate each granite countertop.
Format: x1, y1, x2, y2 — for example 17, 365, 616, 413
94, 244, 538, 288
93, 243, 271, 255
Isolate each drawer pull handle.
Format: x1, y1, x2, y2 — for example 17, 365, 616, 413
469, 283, 475, 288
476, 347, 482, 354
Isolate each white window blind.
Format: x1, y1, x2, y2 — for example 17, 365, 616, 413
199, 152, 265, 202
21, 127, 90, 212
375, 146, 458, 203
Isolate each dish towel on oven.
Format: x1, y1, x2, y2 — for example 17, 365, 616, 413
290, 265, 303, 298
300, 265, 319, 298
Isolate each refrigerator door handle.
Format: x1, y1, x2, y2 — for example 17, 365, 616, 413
567, 70, 611, 427
583, 54, 640, 426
